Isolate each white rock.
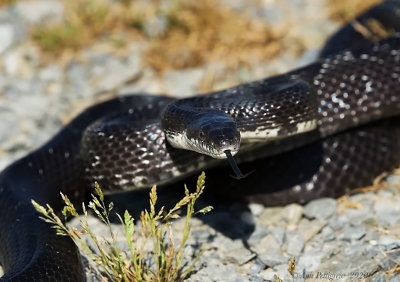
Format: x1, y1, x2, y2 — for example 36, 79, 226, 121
0, 22, 16, 54
12, 0, 64, 26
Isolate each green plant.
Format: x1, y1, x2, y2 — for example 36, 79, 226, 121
32, 172, 212, 281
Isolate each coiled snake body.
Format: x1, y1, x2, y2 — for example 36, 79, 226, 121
1, 0, 400, 280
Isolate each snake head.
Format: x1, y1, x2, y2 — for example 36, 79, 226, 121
186, 111, 241, 159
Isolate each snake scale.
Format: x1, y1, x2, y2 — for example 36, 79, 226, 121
1, 0, 400, 280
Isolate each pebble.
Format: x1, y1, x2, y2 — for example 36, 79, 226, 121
303, 198, 337, 220
285, 230, 305, 256
282, 203, 303, 225
0, 16, 26, 54
339, 225, 366, 241
11, 0, 64, 26
258, 251, 288, 267
297, 218, 326, 241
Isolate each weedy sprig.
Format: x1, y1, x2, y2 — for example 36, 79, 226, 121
32, 172, 212, 281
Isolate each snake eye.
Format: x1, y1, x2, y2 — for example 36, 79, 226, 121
199, 131, 205, 139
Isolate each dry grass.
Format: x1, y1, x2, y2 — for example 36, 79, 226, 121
3, 0, 385, 73
25, 0, 281, 73
328, 0, 382, 23
139, 0, 280, 72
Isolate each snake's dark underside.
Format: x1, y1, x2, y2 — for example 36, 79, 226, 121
1, 0, 400, 281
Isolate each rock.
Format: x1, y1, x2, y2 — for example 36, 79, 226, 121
375, 248, 400, 271
303, 198, 337, 220
163, 68, 205, 97
248, 203, 264, 217
372, 273, 386, 282
319, 225, 336, 241
297, 251, 323, 272
270, 227, 285, 246
258, 251, 288, 267
282, 203, 303, 225
87, 52, 142, 93
285, 230, 304, 256
297, 218, 326, 242
247, 226, 270, 246
255, 234, 281, 253
308, 254, 379, 282
271, 263, 295, 282
3, 45, 40, 77
389, 273, 400, 282
248, 258, 266, 276
0, 106, 20, 143
0, 12, 26, 54
143, 15, 168, 38
11, 0, 64, 26
190, 258, 244, 282
221, 239, 256, 265
66, 61, 92, 98
378, 235, 400, 250
66, 51, 142, 98
259, 206, 285, 226
340, 207, 371, 225
338, 225, 366, 241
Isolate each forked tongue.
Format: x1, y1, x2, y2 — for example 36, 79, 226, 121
224, 150, 246, 179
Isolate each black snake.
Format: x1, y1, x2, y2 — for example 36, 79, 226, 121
1, 0, 400, 280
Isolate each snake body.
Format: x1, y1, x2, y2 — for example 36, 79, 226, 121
1, 0, 400, 280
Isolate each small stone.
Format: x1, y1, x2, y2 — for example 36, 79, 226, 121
375, 210, 400, 227
248, 203, 264, 217
12, 0, 64, 26
256, 234, 281, 253
258, 251, 288, 267
309, 254, 379, 282
297, 252, 323, 271
271, 263, 295, 282
143, 15, 168, 38
319, 225, 336, 241
222, 239, 256, 265
342, 243, 365, 256
389, 273, 400, 282
88, 53, 142, 93
66, 62, 91, 98
0, 17, 25, 54
163, 68, 205, 97
285, 230, 304, 256
297, 218, 326, 242
195, 259, 244, 282
3, 45, 40, 77
341, 207, 371, 225
248, 259, 266, 276
329, 216, 347, 229
259, 206, 285, 226
259, 268, 277, 281
372, 273, 386, 282
303, 198, 337, 220
378, 235, 400, 250
282, 203, 303, 225
0, 107, 20, 143
247, 226, 269, 246
270, 227, 285, 245
364, 243, 383, 258
374, 249, 400, 271
339, 225, 366, 241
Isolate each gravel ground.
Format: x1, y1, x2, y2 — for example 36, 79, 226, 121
1, 0, 400, 281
